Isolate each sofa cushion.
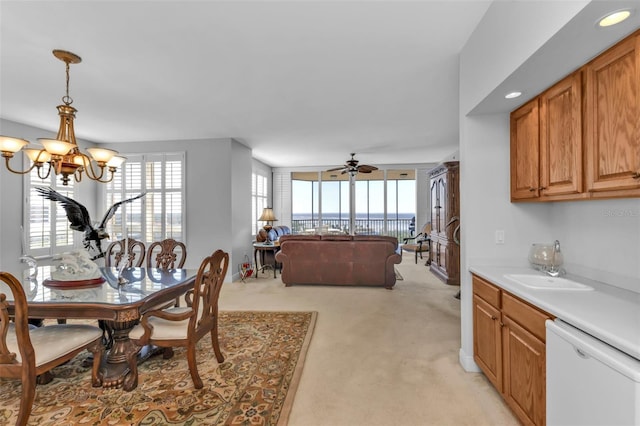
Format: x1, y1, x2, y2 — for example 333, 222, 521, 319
266, 225, 291, 242
257, 225, 291, 243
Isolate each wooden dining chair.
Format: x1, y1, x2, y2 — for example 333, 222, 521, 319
128, 249, 229, 389
0, 272, 104, 426
147, 239, 187, 307
146, 239, 187, 269
105, 238, 146, 268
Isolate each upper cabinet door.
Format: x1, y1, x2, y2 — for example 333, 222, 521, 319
585, 33, 640, 194
539, 72, 583, 196
510, 98, 540, 200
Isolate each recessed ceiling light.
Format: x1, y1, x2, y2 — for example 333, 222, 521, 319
598, 9, 632, 27
505, 91, 522, 99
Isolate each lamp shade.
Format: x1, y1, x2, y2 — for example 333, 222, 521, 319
24, 148, 52, 163
38, 138, 74, 155
107, 155, 126, 168
258, 208, 278, 222
0, 136, 29, 153
87, 147, 117, 163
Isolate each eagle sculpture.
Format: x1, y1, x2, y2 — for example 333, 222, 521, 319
35, 187, 146, 260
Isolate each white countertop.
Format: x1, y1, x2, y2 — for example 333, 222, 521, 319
469, 264, 640, 361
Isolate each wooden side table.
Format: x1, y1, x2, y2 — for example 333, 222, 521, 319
253, 242, 280, 278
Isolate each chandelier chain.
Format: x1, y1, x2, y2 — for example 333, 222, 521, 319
62, 60, 73, 106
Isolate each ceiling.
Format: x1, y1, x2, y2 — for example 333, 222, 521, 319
0, 0, 493, 168
1, 1, 638, 170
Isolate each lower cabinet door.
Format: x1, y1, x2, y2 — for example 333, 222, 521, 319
473, 295, 503, 392
502, 315, 546, 426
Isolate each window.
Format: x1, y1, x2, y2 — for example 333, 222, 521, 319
320, 172, 349, 232
25, 169, 76, 257
105, 153, 185, 245
291, 169, 415, 239
252, 172, 268, 235
292, 172, 320, 233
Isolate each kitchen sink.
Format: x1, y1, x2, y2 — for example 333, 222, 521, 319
504, 274, 594, 291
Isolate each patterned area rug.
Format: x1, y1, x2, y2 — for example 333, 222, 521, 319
0, 311, 317, 425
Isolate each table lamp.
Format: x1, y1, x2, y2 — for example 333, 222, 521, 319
258, 207, 278, 244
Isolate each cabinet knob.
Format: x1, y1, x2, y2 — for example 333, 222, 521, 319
539, 186, 547, 190
632, 172, 640, 180
529, 187, 536, 192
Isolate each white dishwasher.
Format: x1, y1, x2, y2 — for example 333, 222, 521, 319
546, 319, 640, 426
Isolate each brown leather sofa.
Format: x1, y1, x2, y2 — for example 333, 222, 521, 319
275, 234, 402, 289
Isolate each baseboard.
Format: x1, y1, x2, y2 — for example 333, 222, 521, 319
459, 348, 481, 372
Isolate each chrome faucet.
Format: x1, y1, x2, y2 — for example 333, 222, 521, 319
546, 240, 564, 277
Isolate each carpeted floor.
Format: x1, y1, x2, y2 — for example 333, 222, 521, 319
225, 258, 519, 426
0, 311, 316, 425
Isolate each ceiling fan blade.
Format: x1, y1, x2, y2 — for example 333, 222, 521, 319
326, 166, 347, 172
358, 165, 378, 173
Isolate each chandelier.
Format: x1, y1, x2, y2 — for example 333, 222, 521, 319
0, 50, 124, 185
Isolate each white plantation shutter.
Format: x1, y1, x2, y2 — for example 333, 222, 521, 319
273, 171, 291, 228
252, 172, 268, 234
25, 168, 76, 256
106, 152, 185, 245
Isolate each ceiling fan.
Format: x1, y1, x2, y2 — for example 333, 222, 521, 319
326, 153, 378, 176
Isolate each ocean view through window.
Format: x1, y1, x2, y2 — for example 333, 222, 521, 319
291, 170, 415, 240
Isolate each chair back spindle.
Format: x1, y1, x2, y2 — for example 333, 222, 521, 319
105, 238, 146, 268
147, 239, 187, 269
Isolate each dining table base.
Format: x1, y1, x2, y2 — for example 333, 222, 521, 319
101, 318, 139, 390
100, 319, 170, 391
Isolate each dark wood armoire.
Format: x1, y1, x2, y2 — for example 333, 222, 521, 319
429, 161, 460, 285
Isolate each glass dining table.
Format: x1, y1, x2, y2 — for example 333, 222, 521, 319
4, 265, 197, 391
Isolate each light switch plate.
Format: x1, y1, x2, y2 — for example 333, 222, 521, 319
495, 229, 505, 244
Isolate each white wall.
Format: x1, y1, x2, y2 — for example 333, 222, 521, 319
550, 198, 640, 289
231, 140, 253, 280
458, 2, 640, 371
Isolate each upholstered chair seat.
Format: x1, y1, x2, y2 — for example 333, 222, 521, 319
6, 323, 103, 365
129, 306, 198, 340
